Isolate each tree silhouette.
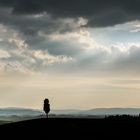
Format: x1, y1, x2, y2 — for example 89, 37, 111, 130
43, 98, 50, 118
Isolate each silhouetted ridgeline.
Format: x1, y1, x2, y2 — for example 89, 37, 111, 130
0, 117, 140, 139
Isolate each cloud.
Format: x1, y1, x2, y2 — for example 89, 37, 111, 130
0, 7, 88, 37
8, 35, 28, 49
45, 42, 140, 77
0, 1, 140, 77
0, 61, 34, 74
0, 50, 11, 58
0, 24, 73, 74
46, 29, 101, 49
1, 22, 140, 76
33, 50, 73, 65
0, 0, 139, 28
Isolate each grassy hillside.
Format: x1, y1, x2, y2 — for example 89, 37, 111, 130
0, 117, 140, 139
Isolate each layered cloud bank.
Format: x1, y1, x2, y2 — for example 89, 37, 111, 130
0, 1, 140, 76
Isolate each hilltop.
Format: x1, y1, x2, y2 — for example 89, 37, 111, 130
0, 117, 140, 139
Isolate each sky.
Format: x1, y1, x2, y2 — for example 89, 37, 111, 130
1, 0, 140, 110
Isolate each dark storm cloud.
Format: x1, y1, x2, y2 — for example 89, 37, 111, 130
0, 0, 140, 27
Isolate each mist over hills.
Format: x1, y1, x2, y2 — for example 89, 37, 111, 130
0, 108, 44, 124
0, 107, 140, 124
0, 108, 43, 116
1, 107, 140, 116
80, 108, 140, 115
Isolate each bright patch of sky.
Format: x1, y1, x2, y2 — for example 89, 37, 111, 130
89, 21, 140, 47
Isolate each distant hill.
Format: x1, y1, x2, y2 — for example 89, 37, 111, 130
0, 108, 43, 116
0, 107, 140, 125
79, 108, 140, 115
0, 108, 44, 124
1, 107, 140, 117
52, 108, 140, 115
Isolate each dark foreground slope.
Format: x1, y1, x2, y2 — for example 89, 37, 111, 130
0, 118, 140, 139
